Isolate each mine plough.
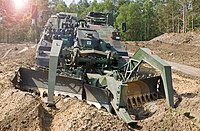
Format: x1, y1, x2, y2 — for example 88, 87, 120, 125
12, 12, 174, 125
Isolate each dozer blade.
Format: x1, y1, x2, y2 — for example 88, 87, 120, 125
84, 84, 111, 112
12, 67, 83, 101
126, 76, 161, 107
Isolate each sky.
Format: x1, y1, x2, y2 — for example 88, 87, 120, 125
64, 0, 102, 5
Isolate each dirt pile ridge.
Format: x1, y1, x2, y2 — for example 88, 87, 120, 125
150, 32, 200, 46
135, 72, 200, 130
51, 98, 129, 131
126, 33, 200, 130
0, 89, 42, 130
0, 43, 35, 93
0, 43, 130, 130
0, 36, 200, 131
126, 34, 200, 68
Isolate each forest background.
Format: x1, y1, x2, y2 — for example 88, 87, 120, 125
0, 0, 199, 42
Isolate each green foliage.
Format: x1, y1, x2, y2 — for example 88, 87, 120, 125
192, 0, 200, 12
115, 1, 160, 41
54, 0, 68, 13
1, 0, 200, 43
68, 2, 78, 13
26, 28, 35, 42
54, 3, 66, 13
0, 0, 50, 43
115, 0, 200, 40
77, 0, 90, 18
156, 0, 181, 33
118, 0, 130, 6
81, 0, 103, 18
116, 3, 142, 40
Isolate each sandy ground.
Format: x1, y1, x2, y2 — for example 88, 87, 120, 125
0, 32, 199, 130
126, 32, 200, 130
0, 43, 130, 130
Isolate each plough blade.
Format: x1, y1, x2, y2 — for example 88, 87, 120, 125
12, 67, 83, 100
84, 84, 111, 112
12, 67, 111, 110
126, 76, 162, 107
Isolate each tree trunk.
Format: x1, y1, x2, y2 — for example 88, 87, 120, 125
192, 15, 194, 32
172, 12, 175, 33
178, 16, 180, 33
183, 0, 188, 33
145, 19, 147, 40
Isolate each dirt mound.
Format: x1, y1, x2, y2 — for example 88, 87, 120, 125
126, 40, 200, 68
150, 32, 200, 46
51, 98, 129, 131
0, 90, 129, 131
136, 72, 200, 130
0, 43, 36, 58
0, 43, 130, 131
140, 106, 200, 131
0, 43, 35, 94
0, 89, 42, 130
0, 43, 47, 131
0, 42, 199, 130
125, 33, 200, 130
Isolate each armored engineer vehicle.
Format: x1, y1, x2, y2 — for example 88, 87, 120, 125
12, 12, 174, 125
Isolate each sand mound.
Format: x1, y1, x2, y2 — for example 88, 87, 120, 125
51, 98, 129, 131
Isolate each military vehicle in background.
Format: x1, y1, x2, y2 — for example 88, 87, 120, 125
86, 12, 126, 56
12, 12, 174, 125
